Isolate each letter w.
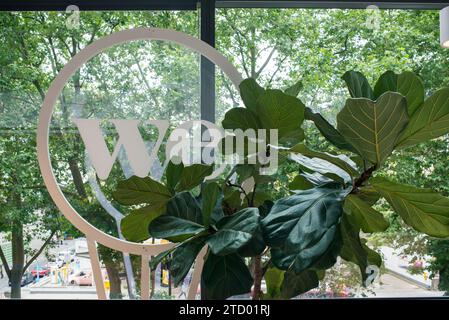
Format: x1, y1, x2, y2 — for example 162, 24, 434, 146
73, 119, 167, 180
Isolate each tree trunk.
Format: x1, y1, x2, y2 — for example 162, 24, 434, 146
150, 268, 155, 298
104, 260, 122, 299
10, 221, 25, 299
68, 157, 87, 199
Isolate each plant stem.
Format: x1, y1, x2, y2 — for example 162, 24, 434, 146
252, 255, 263, 300
226, 181, 251, 206
352, 165, 377, 192
249, 182, 263, 300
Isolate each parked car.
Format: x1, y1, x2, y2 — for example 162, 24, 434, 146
30, 266, 50, 278
9, 272, 35, 287
69, 271, 93, 286
68, 269, 108, 286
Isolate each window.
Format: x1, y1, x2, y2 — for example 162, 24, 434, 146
1, 1, 449, 301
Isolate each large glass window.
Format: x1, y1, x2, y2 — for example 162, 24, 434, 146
1, 3, 449, 301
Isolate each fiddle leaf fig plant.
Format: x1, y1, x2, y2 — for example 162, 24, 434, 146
113, 70, 449, 300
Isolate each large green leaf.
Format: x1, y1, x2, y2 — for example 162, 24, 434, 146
223, 188, 242, 210
309, 230, 342, 270
343, 194, 389, 233
209, 193, 225, 226
280, 269, 320, 299
284, 80, 303, 97
170, 237, 207, 287
257, 200, 274, 218
289, 175, 314, 191
148, 235, 206, 284
254, 174, 277, 185
149, 215, 205, 241
166, 191, 203, 224
268, 223, 341, 275
149, 249, 173, 271
239, 78, 265, 113
201, 182, 221, 227
262, 185, 349, 273
113, 176, 171, 206
299, 171, 334, 187
278, 128, 306, 146
304, 108, 358, 153
176, 164, 213, 192
371, 177, 449, 238
373, 71, 397, 97
264, 267, 285, 299
222, 107, 261, 131
237, 224, 266, 257
165, 159, 184, 192
245, 191, 271, 208
373, 71, 424, 115
289, 153, 352, 184
357, 186, 381, 206
339, 213, 381, 283
363, 240, 382, 267
235, 164, 257, 183
290, 143, 359, 177
337, 92, 409, 165
206, 207, 260, 255
120, 202, 166, 242
256, 89, 305, 139
148, 192, 204, 241
396, 88, 449, 149
342, 70, 374, 99
201, 252, 253, 300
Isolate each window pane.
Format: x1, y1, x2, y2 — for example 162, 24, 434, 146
0, 10, 199, 299
216, 8, 449, 122
216, 8, 449, 298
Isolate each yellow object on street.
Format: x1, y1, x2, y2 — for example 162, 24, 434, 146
162, 270, 169, 285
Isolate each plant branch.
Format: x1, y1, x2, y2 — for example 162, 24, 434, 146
0, 245, 11, 278
255, 47, 276, 78
226, 181, 250, 207
267, 55, 288, 85
220, 71, 239, 107
22, 229, 57, 273
352, 165, 377, 192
